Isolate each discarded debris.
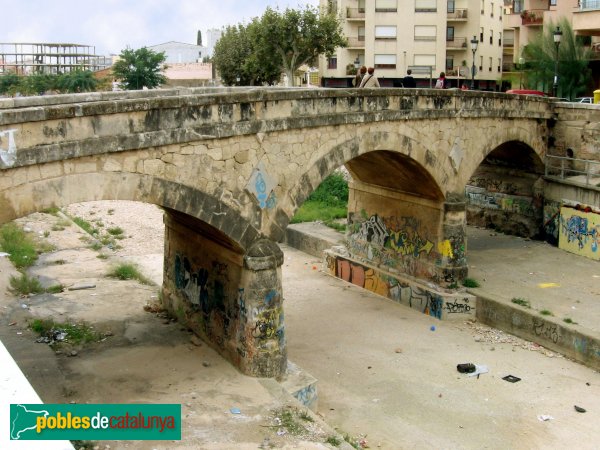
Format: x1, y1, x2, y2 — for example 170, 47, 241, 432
8, 321, 16, 326
457, 363, 476, 374
202, 361, 211, 368
394, 348, 402, 353
537, 415, 553, 422
36, 328, 68, 344
502, 375, 521, 383
190, 335, 203, 347
68, 282, 96, 291
430, 325, 436, 331
0, 252, 9, 257
574, 405, 586, 413
467, 365, 489, 378
230, 407, 241, 415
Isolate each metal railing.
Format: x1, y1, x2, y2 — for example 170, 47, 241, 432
446, 37, 468, 49
447, 8, 468, 19
580, 0, 600, 10
347, 7, 365, 18
347, 37, 365, 47
545, 155, 600, 187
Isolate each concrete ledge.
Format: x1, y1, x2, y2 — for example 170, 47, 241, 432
284, 223, 345, 258
475, 292, 600, 371
279, 361, 318, 412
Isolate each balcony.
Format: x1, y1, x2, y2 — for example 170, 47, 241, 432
347, 37, 366, 48
503, 38, 514, 48
446, 37, 468, 50
346, 7, 365, 20
520, 10, 545, 26
447, 8, 468, 20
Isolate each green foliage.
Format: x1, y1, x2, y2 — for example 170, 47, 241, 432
522, 19, 592, 98
71, 216, 97, 235
291, 173, 348, 227
0, 223, 38, 268
0, 72, 21, 95
291, 201, 347, 224
9, 273, 44, 295
511, 297, 531, 308
112, 47, 167, 90
325, 435, 341, 447
213, 5, 346, 86
462, 278, 480, 288
30, 319, 99, 344
107, 226, 124, 236
307, 173, 348, 206
41, 206, 61, 216
108, 263, 153, 285
56, 70, 98, 93
540, 309, 554, 316
563, 317, 578, 325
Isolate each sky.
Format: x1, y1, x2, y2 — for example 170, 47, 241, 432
1, 0, 320, 55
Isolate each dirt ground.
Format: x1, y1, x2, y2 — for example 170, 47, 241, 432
2, 201, 600, 449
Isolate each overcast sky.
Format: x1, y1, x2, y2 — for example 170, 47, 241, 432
2, 0, 320, 55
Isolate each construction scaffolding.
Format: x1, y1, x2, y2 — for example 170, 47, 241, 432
0, 42, 112, 75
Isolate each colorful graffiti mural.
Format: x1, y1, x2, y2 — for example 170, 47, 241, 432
325, 252, 474, 320
559, 206, 600, 260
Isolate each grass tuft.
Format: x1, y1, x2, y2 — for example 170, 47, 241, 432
563, 317, 578, 325
0, 223, 38, 268
107, 263, 153, 285
9, 273, 44, 295
325, 436, 341, 447
107, 226, 124, 236
540, 309, 554, 316
462, 278, 480, 288
511, 297, 531, 308
30, 318, 99, 345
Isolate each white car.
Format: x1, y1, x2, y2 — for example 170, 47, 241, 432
575, 97, 593, 104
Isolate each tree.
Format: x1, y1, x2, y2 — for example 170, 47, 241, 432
522, 19, 592, 99
112, 47, 167, 90
252, 6, 346, 86
57, 70, 98, 93
0, 72, 21, 95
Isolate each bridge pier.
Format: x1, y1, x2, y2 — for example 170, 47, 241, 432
161, 209, 286, 378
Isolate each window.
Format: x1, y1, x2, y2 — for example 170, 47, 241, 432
414, 54, 436, 68
480, 27, 484, 42
481, 0, 485, 14
499, 5, 503, 19
489, 57, 492, 72
491, 2, 494, 17
513, 0, 524, 14
550, 0, 557, 5
479, 55, 483, 71
328, 56, 337, 70
447, 0, 455, 13
358, 26, 366, 41
327, 0, 338, 14
499, 32, 502, 46
415, 25, 437, 41
490, 30, 493, 45
375, 26, 397, 39
415, 0, 436, 12
374, 54, 397, 69
498, 58, 501, 72
446, 56, 454, 71
376, 0, 397, 12
447, 26, 455, 41
358, 0, 365, 12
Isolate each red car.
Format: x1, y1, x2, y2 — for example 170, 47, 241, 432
505, 89, 547, 97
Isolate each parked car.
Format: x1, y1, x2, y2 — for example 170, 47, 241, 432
575, 97, 593, 104
505, 89, 547, 97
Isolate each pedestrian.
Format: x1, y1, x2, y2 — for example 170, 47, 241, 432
359, 67, 380, 88
402, 69, 416, 88
435, 72, 447, 89
460, 84, 468, 91
353, 66, 367, 87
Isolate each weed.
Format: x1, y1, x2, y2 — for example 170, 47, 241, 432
72, 216, 97, 235
298, 410, 314, 422
95, 221, 104, 228
540, 309, 554, 316
43, 230, 50, 238
46, 284, 64, 294
108, 263, 153, 285
53, 259, 67, 265
0, 223, 38, 268
107, 226, 124, 236
41, 206, 61, 216
462, 278, 480, 288
89, 242, 103, 251
107, 209, 115, 215
291, 201, 347, 224
325, 436, 341, 447
51, 225, 65, 231
563, 317, 578, 324
30, 319, 99, 344
323, 220, 346, 233
448, 282, 459, 289
511, 297, 531, 308
96, 253, 109, 260
273, 407, 305, 435
9, 273, 43, 295
37, 241, 56, 253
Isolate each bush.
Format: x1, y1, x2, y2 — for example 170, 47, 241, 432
0, 223, 38, 268
9, 273, 44, 295
306, 173, 348, 207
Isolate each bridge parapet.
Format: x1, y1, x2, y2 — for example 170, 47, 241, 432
0, 88, 554, 170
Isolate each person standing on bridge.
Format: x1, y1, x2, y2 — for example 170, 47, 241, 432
353, 66, 367, 87
402, 69, 416, 88
435, 72, 447, 89
359, 67, 380, 88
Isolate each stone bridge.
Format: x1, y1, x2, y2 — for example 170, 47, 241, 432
0, 87, 578, 377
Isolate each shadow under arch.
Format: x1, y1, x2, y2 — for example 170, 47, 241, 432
281, 132, 447, 232
464, 138, 546, 239
0, 171, 260, 253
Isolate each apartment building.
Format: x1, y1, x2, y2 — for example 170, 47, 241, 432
319, 0, 505, 89
503, 0, 600, 67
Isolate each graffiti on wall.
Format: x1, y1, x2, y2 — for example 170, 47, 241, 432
0, 128, 18, 167
466, 186, 536, 217
325, 253, 473, 319
559, 206, 600, 260
246, 161, 277, 209
347, 213, 461, 281
543, 201, 560, 244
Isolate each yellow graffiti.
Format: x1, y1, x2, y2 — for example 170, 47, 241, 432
364, 268, 389, 297
538, 283, 560, 289
387, 230, 434, 257
437, 240, 454, 259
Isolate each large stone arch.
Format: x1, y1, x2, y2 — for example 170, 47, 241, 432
0, 171, 260, 252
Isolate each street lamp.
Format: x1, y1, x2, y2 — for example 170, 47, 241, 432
470, 36, 478, 90
553, 26, 563, 97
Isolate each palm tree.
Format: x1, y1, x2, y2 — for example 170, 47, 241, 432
522, 19, 592, 99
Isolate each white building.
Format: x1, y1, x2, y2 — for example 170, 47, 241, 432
319, 0, 505, 89
147, 41, 208, 64
206, 28, 223, 57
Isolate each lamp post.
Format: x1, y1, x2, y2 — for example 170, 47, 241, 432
553, 26, 562, 97
470, 36, 478, 90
